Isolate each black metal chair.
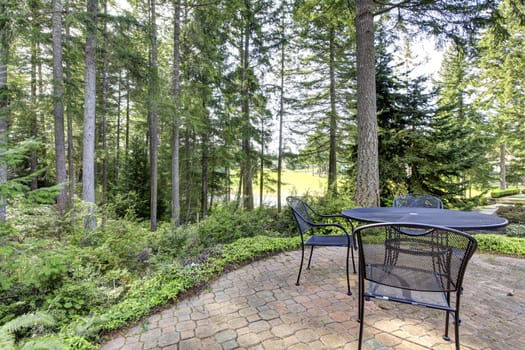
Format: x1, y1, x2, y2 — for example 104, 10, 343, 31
393, 193, 444, 208
286, 196, 356, 295
354, 222, 478, 350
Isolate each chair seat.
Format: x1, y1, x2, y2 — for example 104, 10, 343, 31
305, 235, 351, 247
366, 264, 453, 311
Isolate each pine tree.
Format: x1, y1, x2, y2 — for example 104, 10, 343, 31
290, 0, 355, 195
476, 0, 525, 189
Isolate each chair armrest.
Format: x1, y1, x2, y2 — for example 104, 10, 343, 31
309, 222, 351, 235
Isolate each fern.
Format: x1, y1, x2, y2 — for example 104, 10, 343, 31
1, 313, 55, 334
0, 313, 66, 350
0, 330, 16, 350
21, 336, 68, 350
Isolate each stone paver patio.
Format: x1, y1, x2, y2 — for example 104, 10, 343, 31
102, 247, 525, 350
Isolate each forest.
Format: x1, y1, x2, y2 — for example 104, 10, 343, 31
0, 0, 524, 348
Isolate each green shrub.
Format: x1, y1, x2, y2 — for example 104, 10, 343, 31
474, 234, 525, 256
192, 204, 295, 252
490, 188, 521, 198
496, 205, 525, 224
76, 220, 154, 274
505, 224, 525, 237
46, 282, 109, 321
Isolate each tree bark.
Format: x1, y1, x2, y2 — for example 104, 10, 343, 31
65, 1, 75, 211
52, 0, 67, 224
82, 0, 98, 230
30, 2, 39, 191
499, 143, 506, 190
0, 41, 7, 223
100, 0, 109, 211
149, 0, 159, 231
201, 131, 209, 219
277, 24, 284, 212
171, 0, 181, 226
355, 0, 380, 207
259, 120, 264, 207
115, 72, 121, 181
328, 27, 337, 195
241, 18, 253, 210
66, 84, 74, 210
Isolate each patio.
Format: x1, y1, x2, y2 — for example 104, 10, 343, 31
102, 247, 525, 350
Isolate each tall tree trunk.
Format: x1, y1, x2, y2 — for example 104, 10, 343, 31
201, 131, 208, 219
241, 20, 253, 210
100, 0, 109, 211
30, 3, 39, 191
277, 6, 285, 212
184, 128, 194, 221
149, 0, 159, 231
116, 72, 121, 181
82, 0, 98, 231
259, 120, 264, 207
328, 27, 337, 195
225, 166, 230, 204
65, 2, 75, 210
125, 74, 130, 156
499, 143, 506, 190
0, 37, 7, 222
171, 0, 181, 226
52, 0, 67, 226
355, 0, 379, 207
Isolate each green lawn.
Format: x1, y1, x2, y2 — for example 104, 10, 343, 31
256, 169, 328, 205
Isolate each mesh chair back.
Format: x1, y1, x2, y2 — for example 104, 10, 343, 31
355, 223, 477, 293
393, 194, 444, 209
286, 196, 314, 234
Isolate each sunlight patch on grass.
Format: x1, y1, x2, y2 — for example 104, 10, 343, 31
256, 169, 328, 206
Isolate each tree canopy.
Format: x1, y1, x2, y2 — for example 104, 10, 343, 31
0, 0, 523, 227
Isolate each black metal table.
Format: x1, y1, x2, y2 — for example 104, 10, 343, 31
342, 207, 508, 230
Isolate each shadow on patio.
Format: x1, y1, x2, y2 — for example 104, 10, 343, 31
102, 247, 525, 350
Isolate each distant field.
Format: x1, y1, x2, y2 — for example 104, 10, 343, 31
255, 169, 328, 206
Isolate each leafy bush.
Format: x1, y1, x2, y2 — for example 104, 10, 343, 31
191, 203, 296, 254
490, 188, 521, 198
0, 239, 74, 324
474, 234, 525, 256
46, 282, 108, 320
505, 224, 525, 238
496, 204, 525, 224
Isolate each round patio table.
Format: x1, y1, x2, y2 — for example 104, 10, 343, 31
342, 207, 508, 231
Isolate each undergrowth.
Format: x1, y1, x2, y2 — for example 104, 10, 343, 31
1, 196, 524, 349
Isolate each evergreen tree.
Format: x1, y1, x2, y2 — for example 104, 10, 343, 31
82, 0, 98, 230
435, 46, 493, 200
476, 0, 525, 189
0, 0, 15, 222
374, 38, 490, 205
291, 0, 355, 195
52, 0, 67, 223
353, 0, 500, 206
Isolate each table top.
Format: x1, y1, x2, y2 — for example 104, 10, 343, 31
342, 207, 509, 230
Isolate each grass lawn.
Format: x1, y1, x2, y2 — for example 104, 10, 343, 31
256, 169, 328, 205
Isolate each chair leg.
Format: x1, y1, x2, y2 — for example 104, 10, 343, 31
296, 244, 305, 286
306, 245, 314, 269
454, 312, 460, 350
358, 280, 364, 350
346, 245, 352, 295
350, 244, 356, 273
443, 310, 451, 341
